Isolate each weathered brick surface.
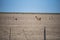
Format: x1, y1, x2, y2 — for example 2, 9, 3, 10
0, 14, 60, 40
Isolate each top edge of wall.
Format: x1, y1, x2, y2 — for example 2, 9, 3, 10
0, 12, 60, 15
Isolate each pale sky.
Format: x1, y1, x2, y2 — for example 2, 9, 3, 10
0, 0, 60, 13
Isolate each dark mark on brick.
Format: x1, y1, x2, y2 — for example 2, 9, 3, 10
15, 18, 18, 20
35, 16, 41, 21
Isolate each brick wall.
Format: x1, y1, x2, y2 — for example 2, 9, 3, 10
0, 14, 60, 40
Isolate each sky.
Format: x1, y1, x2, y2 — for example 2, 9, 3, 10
0, 0, 60, 13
